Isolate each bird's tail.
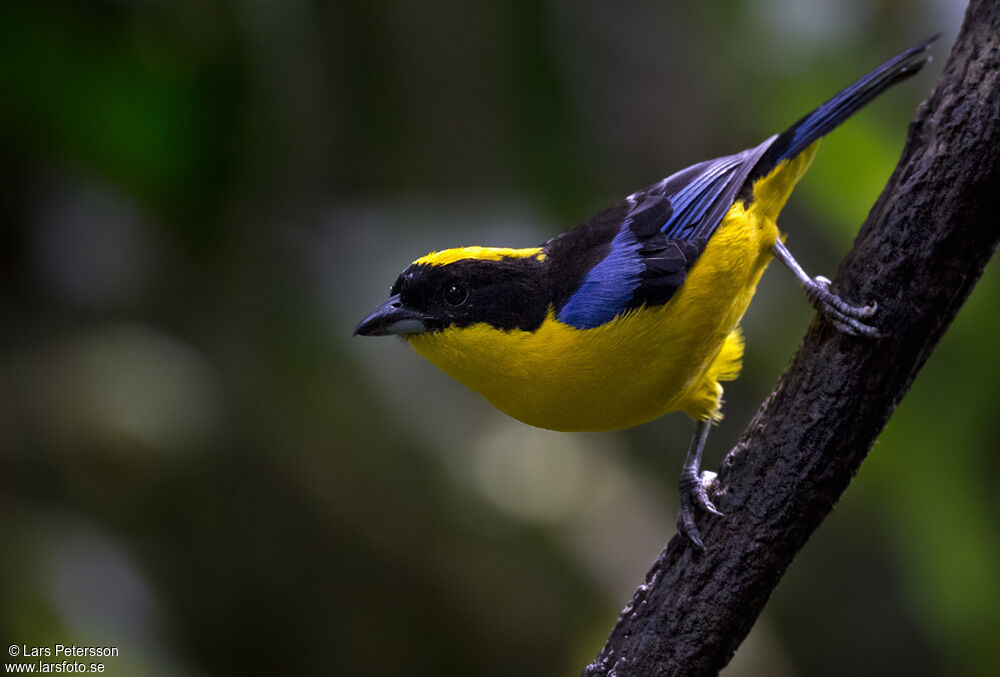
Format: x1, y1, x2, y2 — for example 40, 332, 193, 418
745, 35, 938, 187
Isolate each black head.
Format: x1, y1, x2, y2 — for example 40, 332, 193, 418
354, 249, 550, 336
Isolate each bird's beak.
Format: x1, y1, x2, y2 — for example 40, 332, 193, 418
354, 294, 430, 336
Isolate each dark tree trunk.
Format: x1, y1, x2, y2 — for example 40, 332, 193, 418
583, 2, 1000, 675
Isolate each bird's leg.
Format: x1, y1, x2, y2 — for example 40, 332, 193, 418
772, 239, 879, 337
677, 419, 722, 549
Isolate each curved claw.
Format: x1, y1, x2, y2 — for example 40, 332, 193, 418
830, 314, 881, 337
805, 276, 881, 336
678, 469, 723, 549
696, 471, 723, 516
678, 493, 705, 550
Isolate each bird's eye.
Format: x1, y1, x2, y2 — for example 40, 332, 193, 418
443, 281, 468, 306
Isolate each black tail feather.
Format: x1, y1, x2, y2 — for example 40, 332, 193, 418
746, 35, 938, 186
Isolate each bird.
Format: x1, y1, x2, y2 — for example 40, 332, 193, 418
355, 37, 936, 548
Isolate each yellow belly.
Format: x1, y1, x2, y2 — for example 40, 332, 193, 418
405, 145, 816, 431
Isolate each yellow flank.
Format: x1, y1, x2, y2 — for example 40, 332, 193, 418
414, 246, 545, 266
407, 143, 819, 432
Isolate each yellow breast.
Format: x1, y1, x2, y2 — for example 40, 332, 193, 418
406, 146, 817, 431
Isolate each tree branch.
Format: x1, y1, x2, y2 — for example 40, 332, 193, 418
583, 3, 1000, 675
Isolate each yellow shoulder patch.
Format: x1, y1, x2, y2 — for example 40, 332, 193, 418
414, 246, 545, 266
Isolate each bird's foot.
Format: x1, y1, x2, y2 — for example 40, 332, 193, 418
677, 469, 723, 550
804, 276, 880, 337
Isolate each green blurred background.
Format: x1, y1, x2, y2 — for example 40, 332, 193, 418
1, 1, 997, 675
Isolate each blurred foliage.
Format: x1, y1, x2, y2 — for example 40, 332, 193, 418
1, 1, 996, 676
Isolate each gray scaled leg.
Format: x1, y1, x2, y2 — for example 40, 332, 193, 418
773, 239, 879, 337
677, 419, 722, 549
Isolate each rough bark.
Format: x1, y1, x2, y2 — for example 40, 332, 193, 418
583, 3, 1000, 675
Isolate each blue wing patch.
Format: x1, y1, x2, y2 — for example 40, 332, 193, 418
556, 226, 644, 329
555, 136, 775, 330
